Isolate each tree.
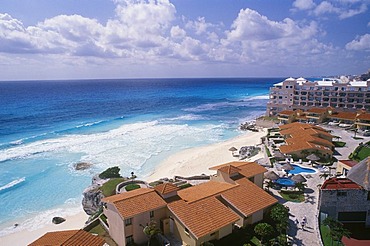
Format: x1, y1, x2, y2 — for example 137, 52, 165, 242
265, 180, 275, 191
322, 217, 351, 246
294, 182, 307, 193
99, 166, 122, 179
270, 204, 289, 223
319, 173, 330, 180
254, 223, 274, 244
143, 221, 161, 246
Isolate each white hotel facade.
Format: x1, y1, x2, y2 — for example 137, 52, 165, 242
266, 77, 370, 116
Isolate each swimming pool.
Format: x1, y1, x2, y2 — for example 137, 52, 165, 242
289, 164, 316, 174
275, 178, 296, 186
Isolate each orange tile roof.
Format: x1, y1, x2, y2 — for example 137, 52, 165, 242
29, 230, 105, 246
210, 161, 267, 178
328, 112, 357, 120
103, 188, 167, 218
357, 113, 370, 121
339, 160, 358, 167
221, 179, 277, 216
154, 183, 180, 195
177, 181, 235, 203
218, 165, 241, 175
168, 196, 239, 239
278, 110, 295, 115
307, 108, 327, 114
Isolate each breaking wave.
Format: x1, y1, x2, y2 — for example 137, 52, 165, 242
0, 178, 26, 193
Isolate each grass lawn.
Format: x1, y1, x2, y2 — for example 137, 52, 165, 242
250, 236, 262, 246
350, 142, 370, 161
99, 178, 125, 197
279, 190, 305, 202
333, 141, 346, 147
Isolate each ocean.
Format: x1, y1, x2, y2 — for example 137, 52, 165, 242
0, 78, 280, 236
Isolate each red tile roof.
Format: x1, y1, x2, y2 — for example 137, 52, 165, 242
278, 110, 295, 116
321, 178, 362, 190
339, 160, 358, 168
103, 188, 167, 218
210, 162, 267, 178
168, 196, 239, 239
307, 108, 327, 114
154, 183, 180, 195
357, 113, 370, 121
29, 230, 105, 246
342, 236, 370, 246
328, 112, 357, 120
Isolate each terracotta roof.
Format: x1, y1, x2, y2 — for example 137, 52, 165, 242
222, 179, 277, 216
168, 196, 239, 239
29, 230, 105, 246
278, 110, 295, 116
154, 183, 180, 195
307, 108, 327, 114
328, 112, 357, 120
218, 165, 241, 175
321, 178, 362, 190
342, 236, 370, 246
177, 181, 235, 203
357, 113, 370, 121
210, 162, 267, 178
339, 160, 358, 168
103, 188, 167, 218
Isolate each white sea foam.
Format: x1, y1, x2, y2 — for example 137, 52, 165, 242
162, 114, 205, 121
75, 120, 105, 128
0, 177, 26, 193
245, 95, 269, 100
0, 121, 225, 175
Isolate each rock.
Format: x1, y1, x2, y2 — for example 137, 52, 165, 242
74, 162, 92, 171
82, 185, 105, 215
52, 217, 66, 224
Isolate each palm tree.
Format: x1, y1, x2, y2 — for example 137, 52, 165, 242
142, 220, 161, 246
265, 180, 275, 191
294, 182, 307, 193
320, 173, 330, 180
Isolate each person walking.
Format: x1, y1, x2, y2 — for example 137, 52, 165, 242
301, 220, 306, 230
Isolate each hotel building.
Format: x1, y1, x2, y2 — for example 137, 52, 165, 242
266, 77, 370, 116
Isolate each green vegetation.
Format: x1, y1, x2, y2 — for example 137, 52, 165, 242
100, 178, 125, 197
88, 223, 118, 246
321, 217, 350, 246
99, 166, 122, 179
349, 141, 370, 161
333, 141, 346, 148
149, 180, 163, 187
178, 183, 192, 189
125, 183, 140, 191
279, 190, 305, 202
265, 145, 271, 157
254, 223, 274, 244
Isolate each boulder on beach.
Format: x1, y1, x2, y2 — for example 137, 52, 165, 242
74, 162, 92, 171
52, 217, 66, 224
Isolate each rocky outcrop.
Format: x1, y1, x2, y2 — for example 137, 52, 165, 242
82, 175, 107, 215
74, 162, 92, 170
52, 217, 66, 224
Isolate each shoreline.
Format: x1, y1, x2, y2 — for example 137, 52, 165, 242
0, 128, 267, 245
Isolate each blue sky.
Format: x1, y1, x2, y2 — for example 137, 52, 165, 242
0, 0, 369, 80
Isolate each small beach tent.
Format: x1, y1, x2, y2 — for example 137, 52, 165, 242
291, 174, 307, 183
264, 171, 280, 181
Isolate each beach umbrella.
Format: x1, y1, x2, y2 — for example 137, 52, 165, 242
264, 171, 280, 181
229, 147, 238, 156
282, 163, 294, 171
292, 174, 307, 183
306, 153, 320, 162
273, 151, 285, 159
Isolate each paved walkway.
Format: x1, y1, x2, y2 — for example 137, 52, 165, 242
267, 161, 323, 246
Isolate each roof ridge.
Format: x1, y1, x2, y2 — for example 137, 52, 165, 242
113, 188, 153, 203
187, 184, 239, 204
61, 230, 80, 245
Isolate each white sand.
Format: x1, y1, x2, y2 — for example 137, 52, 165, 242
0, 211, 88, 246
146, 129, 267, 181
1, 129, 266, 245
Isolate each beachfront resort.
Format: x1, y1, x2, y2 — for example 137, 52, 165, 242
26, 77, 370, 246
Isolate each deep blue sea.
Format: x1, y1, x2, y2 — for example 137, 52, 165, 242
0, 78, 280, 236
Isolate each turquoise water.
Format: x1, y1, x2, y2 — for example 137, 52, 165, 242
289, 165, 316, 174
0, 78, 280, 235
275, 177, 296, 186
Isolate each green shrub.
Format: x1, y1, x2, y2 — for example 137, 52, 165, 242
125, 184, 140, 191
179, 183, 192, 189
99, 166, 122, 179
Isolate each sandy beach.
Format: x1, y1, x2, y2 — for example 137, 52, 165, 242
146, 129, 267, 181
1, 129, 266, 245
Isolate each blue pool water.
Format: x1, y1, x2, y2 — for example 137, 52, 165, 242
289, 164, 316, 174
275, 178, 296, 186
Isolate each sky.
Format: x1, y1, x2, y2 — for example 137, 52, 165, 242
0, 0, 369, 80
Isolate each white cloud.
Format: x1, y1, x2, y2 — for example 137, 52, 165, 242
170, 26, 186, 39
346, 34, 370, 51
312, 0, 368, 19
292, 0, 316, 10
338, 3, 367, 19
185, 17, 213, 35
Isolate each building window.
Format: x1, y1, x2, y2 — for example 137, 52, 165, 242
210, 232, 216, 236
125, 218, 132, 226
126, 235, 133, 244
337, 191, 347, 197
185, 228, 190, 236
150, 211, 154, 218
367, 191, 370, 201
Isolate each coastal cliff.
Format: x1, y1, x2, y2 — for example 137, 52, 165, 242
82, 175, 106, 215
